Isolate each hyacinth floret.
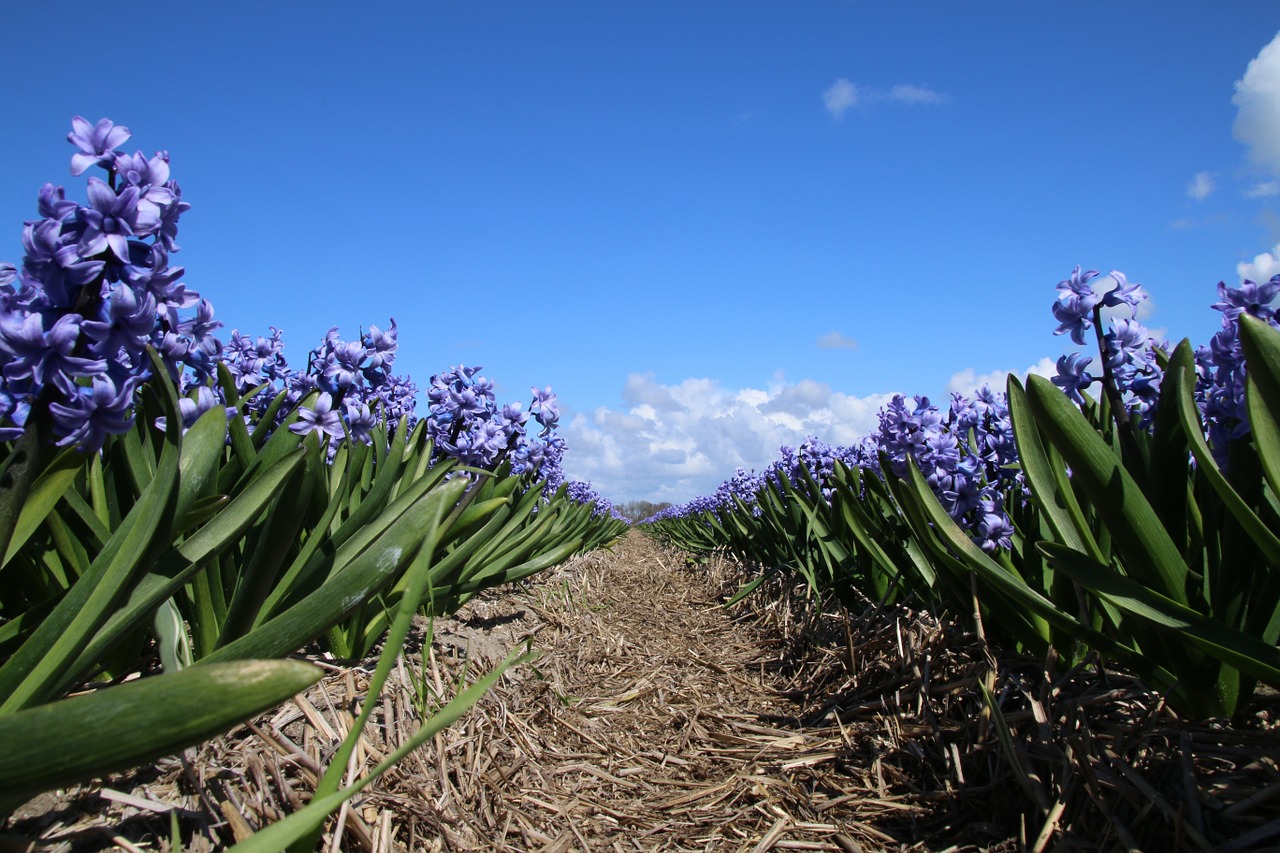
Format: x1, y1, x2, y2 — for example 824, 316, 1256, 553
288, 392, 345, 441
1052, 266, 1102, 345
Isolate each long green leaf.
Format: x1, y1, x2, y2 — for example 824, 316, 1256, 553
1007, 376, 1102, 561
1041, 542, 1280, 695
0, 660, 320, 802
1167, 341, 1280, 568
1025, 374, 1190, 604
0, 382, 182, 713
1, 448, 85, 569
199, 477, 468, 664
64, 447, 308, 678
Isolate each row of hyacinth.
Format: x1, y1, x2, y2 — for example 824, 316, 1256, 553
0, 117, 604, 501
650, 269, 1280, 554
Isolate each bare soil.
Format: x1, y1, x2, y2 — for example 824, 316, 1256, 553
6, 531, 1280, 851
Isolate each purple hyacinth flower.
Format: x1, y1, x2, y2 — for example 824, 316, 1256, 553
362, 319, 398, 371
37, 184, 78, 221
1051, 353, 1095, 405
1211, 277, 1280, 325
79, 178, 143, 262
0, 311, 107, 390
1100, 270, 1147, 316
68, 117, 130, 177
289, 392, 345, 441
343, 398, 377, 445
531, 385, 560, 434
48, 373, 138, 452
82, 283, 158, 360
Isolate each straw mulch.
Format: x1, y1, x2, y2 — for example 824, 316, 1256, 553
6, 530, 1280, 851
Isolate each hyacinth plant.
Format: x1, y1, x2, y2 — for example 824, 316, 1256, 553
0, 118, 626, 837
646, 267, 1280, 721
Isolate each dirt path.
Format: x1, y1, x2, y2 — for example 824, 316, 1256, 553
407, 528, 880, 852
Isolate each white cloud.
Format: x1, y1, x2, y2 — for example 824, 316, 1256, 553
945, 358, 1057, 397
823, 78, 860, 118
1233, 32, 1280, 177
823, 79, 949, 118
1238, 243, 1280, 281
561, 373, 897, 504
1245, 180, 1280, 197
1187, 171, 1215, 201
817, 330, 858, 351
887, 84, 949, 105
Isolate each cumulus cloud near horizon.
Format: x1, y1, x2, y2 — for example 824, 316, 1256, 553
560, 373, 897, 505
1239, 243, 1280, 281
945, 358, 1057, 398
1234, 31, 1280, 177
823, 78, 949, 118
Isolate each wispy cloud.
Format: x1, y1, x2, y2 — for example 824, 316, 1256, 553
1245, 180, 1280, 198
1187, 171, 1215, 201
887, 84, 949, 105
823, 79, 949, 118
817, 331, 858, 351
561, 373, 897, 503
822, 78, 861, 118
1239, 243, 1280, 281
1233, 31, 1280, 177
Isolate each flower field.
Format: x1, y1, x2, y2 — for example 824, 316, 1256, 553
2, 118, 1280, 850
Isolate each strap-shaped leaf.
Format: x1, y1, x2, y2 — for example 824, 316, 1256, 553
0, 660, 320, 802
1, 449, 86, 579
200, 476, 468, 664
1007, 376, 1103, 562
64, 447, 308, 678
1025, 374, 1191, 604
1167, 338, 1280, 568
0, 373, 183, 713
1041, 541, 1280, 694
1241, 315, 1280, 502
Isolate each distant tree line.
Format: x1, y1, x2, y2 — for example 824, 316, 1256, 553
613, 500, 672, 523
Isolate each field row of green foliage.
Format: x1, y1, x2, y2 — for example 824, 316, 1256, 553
647, 286, 1280, 724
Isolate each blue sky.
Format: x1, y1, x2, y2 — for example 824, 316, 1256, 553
4, 3, 1280, 504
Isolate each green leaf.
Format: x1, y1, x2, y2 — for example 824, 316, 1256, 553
1167, 340, 1280, 568
1241, 315, 1280, 503
1041, 542, 1280, 704
1007, 376, 1103, 561
1, 448, 85, 569
63, 447, 308, 679
0, 379, 183, 713
1025, 374, 1190, 604
199, 477, 468, 664
0, 660, 320, 803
